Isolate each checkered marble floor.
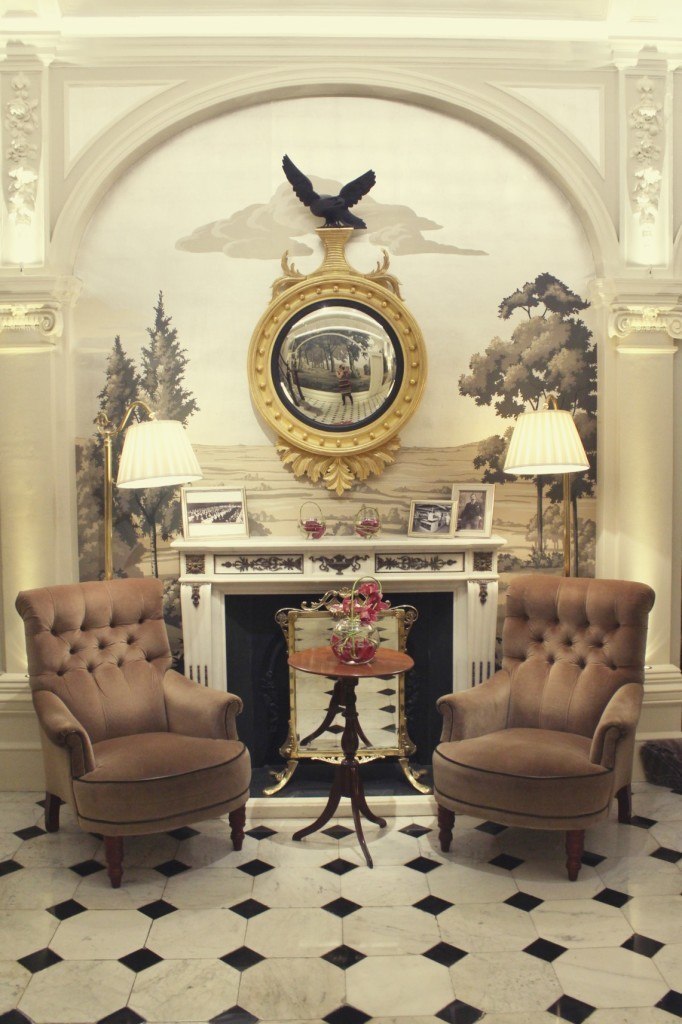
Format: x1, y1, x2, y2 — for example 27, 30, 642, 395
0, 783, 680, 1024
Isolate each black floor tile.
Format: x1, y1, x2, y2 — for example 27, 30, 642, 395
547, 994, 596, 1023
580, 850, 606, 867
322, 824, 354, 839
593, 887, 631, 908
488, 853, 524, 870
69, 858, 104, 877
118, 947, 163, 972
324, 1006, 371, 1024
656, 990, 682, 1016
14, 825, 46, 841
436, 998, 484, 1023
524, 938, 567, 962
220, 946, 265, 971
166, 826, 200, 840
505, 891, 543, 912
621, 932, 665, 957
629, 814, 657, 829
321, 944, 366, 969
237, 858, 274, 877
650, 846, 682, 863
423, 941, 468, 967
0, 860, 23, 877
96, 1010, 146, 1024
229, 898, 270, 920
245, 825, 277, 840
405, 855, 441, 873
153, 859, 190, 878
17, 947, 63, 973
322, 897, 362, 918
46, 898, 87, 921
475, 821, 507, 835
399, 823, 432, 837
322, 857, 358, 876
137, 899, 177, 920
0, 1011, 35, 1024
413, 894, 453, 915
209, 1007, 258, 1024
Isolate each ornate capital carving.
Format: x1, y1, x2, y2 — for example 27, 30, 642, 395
610, 304, 682, 341
0, 302, 61, 338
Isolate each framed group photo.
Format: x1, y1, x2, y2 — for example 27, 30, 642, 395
181, 486, 249, 539
407, 499, 455, 537
452, 484, 495, 537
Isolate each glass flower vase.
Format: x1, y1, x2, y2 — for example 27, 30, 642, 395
330, 617, 379, 665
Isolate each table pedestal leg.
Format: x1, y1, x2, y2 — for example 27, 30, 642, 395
292, 674, 386, 867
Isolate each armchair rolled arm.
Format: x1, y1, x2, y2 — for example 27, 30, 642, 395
436, 670, 512, 742
32, 690, 95, 777
163, 669, 244, 740
590, 682, 643, 769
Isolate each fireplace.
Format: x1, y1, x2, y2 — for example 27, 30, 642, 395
171, 533, 503, 799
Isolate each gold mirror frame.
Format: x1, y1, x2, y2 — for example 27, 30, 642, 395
247, 227, 428, 494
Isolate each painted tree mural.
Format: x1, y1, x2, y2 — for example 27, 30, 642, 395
76, 293, 198, 580
459, 272, 596, 574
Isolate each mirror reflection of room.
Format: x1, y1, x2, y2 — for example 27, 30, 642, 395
276, 304, 399, 428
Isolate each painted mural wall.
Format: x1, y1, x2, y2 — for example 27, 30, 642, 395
72, 95, 597, 621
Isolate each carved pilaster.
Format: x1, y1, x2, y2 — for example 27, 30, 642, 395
0, 276, 81, 350
3, 70, 40, 227
609, 304, 682, 343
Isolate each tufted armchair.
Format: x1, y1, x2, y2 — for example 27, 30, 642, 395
16, 578, 251, 887
433, 574, 655, 880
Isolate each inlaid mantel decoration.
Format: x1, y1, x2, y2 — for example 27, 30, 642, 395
73, 94, 597, 620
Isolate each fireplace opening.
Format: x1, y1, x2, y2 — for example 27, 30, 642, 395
224, 589, 453, 795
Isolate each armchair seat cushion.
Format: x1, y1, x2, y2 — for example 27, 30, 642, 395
434, 727, 613, 829
73, 733, 250, 835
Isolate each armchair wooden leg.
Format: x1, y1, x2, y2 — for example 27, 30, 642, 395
104, 836, 124, 888
616, 784, 632, 824
44, 793, 62, 833
437, 805, 455, 852
229, 805, 246, 851
565, 829, 584, 881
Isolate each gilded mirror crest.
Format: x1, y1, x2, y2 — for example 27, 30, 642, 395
247, 227, 427, 494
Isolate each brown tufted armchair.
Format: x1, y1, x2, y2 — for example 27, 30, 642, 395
16, 578, 251, 887
433, 575, 655, 880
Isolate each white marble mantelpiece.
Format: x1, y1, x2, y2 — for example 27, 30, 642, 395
171, 533, 506, 698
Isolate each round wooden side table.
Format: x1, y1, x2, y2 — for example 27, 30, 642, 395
288, 644, 414, 868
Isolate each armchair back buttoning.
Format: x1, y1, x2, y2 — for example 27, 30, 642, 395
16, 577, 250, 887
432, 574, 654, 880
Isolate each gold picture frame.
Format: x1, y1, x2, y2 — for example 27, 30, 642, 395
247, 227, 428, 494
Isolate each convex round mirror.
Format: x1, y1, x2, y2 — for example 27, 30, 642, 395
274, 300, 403, 432
247, 228, 427, 494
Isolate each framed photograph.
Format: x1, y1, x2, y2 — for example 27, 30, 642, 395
181, 486, 249, 538
452, 484, 495, 537
407, 500, 455, 537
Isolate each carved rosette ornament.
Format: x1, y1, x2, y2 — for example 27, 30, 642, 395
3, 72, 40, 225
248, 228, 427, 495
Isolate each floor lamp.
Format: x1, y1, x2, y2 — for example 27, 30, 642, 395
503, 400, 589, 577
96, 401, 202, 581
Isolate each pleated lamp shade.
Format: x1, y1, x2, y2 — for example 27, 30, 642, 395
117, 419, 202, 488
504, 408, 589, 475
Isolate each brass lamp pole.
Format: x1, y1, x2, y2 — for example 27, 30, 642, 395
95, 401, 202, 581
504, 396, 589, 577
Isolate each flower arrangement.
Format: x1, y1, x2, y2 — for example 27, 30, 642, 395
329, 576, 390, 664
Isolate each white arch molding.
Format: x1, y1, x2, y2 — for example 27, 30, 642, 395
50, 66, 619, 276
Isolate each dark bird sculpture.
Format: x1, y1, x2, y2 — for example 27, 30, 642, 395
282, 154, 376, 229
